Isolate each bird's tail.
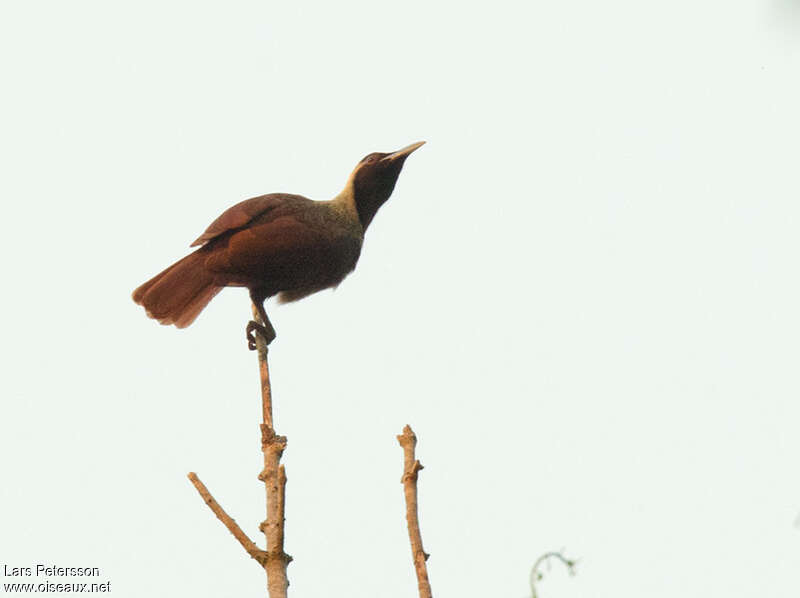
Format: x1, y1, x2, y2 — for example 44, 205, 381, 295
132, 250, 222, 328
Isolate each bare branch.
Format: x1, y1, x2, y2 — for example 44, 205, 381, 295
187, 304, 291, 598
253, 305, 292, 598
397, 425, 433, 598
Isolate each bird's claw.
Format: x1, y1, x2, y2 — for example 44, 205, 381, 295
246, 320, 275, 350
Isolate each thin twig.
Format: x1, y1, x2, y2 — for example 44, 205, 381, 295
529, 550, 577, 598
186, 472, 267, 566
253, 304, 274, 430
397, 425, 433, 598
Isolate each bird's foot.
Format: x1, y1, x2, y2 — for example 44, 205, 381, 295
246, 320, 276, 350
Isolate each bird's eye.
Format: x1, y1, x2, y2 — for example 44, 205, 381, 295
359, 153, 381, 165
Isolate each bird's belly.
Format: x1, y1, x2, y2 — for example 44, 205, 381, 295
273, 240, 362, 302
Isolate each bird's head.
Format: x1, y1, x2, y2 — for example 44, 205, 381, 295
350, 141, 425, 229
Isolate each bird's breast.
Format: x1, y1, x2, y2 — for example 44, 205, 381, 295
274, 230, 362, 303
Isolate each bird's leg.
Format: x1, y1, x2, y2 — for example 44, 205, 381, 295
246, 318, 275, 350
247, 296, 276, 350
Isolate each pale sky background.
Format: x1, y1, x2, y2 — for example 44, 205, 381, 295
2, 1, 800, 597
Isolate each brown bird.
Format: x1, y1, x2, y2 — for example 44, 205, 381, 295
132, 141, 425, 348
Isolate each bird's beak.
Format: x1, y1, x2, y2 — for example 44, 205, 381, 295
382, 141, 426, 162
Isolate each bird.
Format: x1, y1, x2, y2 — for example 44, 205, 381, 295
132, 141, 425, 348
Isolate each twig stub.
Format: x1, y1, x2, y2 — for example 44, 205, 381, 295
397, 425, 433, 598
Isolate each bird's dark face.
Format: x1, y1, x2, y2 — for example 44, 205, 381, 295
352, 141, 425, 229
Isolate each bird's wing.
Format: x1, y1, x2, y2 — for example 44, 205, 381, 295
189, 193, 309, 247
202, 207, 362, 288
